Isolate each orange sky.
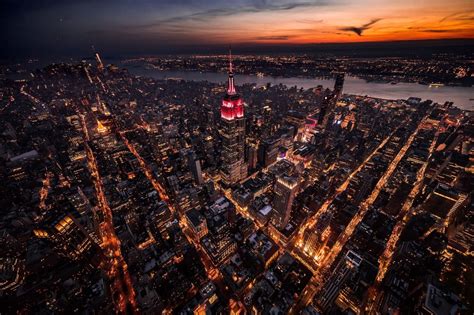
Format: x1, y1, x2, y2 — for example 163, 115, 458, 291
146, 0, 474, 44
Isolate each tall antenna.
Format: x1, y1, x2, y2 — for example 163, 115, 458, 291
226, 45, 236, 95
229, 45, 233, 74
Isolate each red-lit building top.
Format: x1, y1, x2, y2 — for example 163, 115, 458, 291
221, 50, 244, 121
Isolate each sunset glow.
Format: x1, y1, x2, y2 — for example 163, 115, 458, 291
2, 0, 473, 56
146, 0, 474, 44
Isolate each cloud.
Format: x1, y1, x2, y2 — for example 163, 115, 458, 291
135, 1, 332, 29
408, 25, 470, 33
421, 29, 457, 33
440, 10, 474, 22
338, 18, 382, 36
254, 35, 295, 40
296, 18, 324, 24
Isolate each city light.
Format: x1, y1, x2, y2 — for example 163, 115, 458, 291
1, 19, 471, 314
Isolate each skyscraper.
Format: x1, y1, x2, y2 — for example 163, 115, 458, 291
303, 212, 332, 259
334, 72, 345, 100
319, 73, 345, 130
220, 49, 247, 187
273, 175, 299, 229
33, 208, 102, 265
318, 92, 335, 130
316, 250, 362, 312
188, 150, 203, 185
95, 52, 104, 72
248, 142, 258, 171
149, 201, 173, 239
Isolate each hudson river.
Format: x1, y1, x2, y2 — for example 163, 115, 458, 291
126, 67, 474, 111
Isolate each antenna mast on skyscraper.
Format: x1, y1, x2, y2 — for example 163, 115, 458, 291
229, 45, 233, 74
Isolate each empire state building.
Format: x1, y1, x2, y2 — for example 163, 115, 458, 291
220, 50, 247, 187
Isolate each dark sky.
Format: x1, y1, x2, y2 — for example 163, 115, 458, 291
2, 0, 473, 58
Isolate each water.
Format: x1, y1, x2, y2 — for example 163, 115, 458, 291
126, 67, 474, 111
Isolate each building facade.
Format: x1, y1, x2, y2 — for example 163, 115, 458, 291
220, 50, 247, 187
272, 175, 299, 229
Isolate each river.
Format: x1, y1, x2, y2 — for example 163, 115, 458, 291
125, 67, 473, 111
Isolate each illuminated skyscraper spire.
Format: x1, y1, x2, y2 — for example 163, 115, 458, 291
220, 46, 247, 186
221, 47, 243, 121
227, 47, 236, 95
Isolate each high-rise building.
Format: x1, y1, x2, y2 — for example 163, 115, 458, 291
95, 52, 105, 72
334, 72, 345, 99
188, 150, 203, 185
316, 250, 362, 312
220, 49, 247, 187
258, 137, 280, 167
272, 175, 299, 229
354, 173, 375, 204
202, 230, 237, 266
318, 74, 344, 130
285, 111, 306, 141
0, 231, 25, 292
303, 212, 332, 259
248, 142, 258, 171
318, 92, 336, 129
148, 201, 172, 239
185, 208, 208, 240
33, 209, 102, 264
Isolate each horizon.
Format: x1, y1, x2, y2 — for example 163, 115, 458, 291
2, 0, 473, 58
3, 38, 474, 62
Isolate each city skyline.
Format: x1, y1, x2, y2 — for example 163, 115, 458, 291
1, 46, 472, 314
1, 2, 473, 314
2, 0, 474, 57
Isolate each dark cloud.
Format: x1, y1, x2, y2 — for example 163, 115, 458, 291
136, 1, 331, 29
409, 26, 468, 33
338, 19, 382, 36
422, 29, 456, 33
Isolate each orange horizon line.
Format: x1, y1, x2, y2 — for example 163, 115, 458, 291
169, 37, 474, 46
217, 36, 474, 46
